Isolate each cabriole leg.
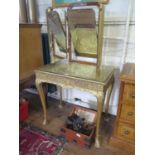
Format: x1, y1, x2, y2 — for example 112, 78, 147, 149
58, 86, 64, 108
35, 80, 47, 125
105, 77, 114, 113
95, 93, 105, 148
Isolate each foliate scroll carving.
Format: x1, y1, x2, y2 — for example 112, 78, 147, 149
35, 71, 104, 96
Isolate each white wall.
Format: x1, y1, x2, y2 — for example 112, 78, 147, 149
36, 0, 135, 115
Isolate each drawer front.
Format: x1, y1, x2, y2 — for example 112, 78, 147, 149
120, 104, 135, 123
123, 84, 135, 105
117, 123, 135, 143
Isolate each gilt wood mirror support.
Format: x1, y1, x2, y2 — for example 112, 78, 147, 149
46, 0, 108, 69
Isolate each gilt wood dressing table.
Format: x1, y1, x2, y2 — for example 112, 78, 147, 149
35, 60, 114, 148
35, 0, 114, 148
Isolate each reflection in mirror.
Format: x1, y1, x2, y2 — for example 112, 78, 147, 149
67, 8, 97, 58
47, 8, 66, 53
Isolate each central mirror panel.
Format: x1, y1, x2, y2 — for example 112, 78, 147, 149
67, 8, 97, 58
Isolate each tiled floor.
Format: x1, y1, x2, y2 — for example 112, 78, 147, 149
20, 91, 134, 155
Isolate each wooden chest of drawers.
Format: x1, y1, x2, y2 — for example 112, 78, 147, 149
110, 63, 135, 153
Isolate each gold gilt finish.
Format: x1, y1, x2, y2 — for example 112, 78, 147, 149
37, 60, 114, 83
97, 3, 104, 68
35, 60, 114, 148
35, 1, 114, 148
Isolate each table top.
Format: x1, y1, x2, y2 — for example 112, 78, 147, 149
36, 60, 114, 84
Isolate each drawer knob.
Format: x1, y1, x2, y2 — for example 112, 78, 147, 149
124, 130, 129, 135
128, 112, 133, 116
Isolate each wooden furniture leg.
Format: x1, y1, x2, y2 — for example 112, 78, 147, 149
95, 93, 105, 148
42, 83, 49, 108
105, 77, 114, 113
35, 80, 47, 125
58, 86, 64, 108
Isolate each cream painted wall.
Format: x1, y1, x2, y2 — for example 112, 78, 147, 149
36, 0, 135, 115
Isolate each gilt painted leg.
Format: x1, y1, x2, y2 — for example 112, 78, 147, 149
35, 80, 47, 125
95, 93, 105, 148
105, 77, 114, 113
58, 86, 64, 108
43, 83, 48, 108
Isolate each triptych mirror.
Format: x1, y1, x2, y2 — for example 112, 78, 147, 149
46, 1, 108, 64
